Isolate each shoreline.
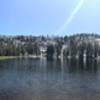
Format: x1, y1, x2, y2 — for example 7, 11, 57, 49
0, 55, 45, 60
0, 55, 100, 61
0, 56, 18, 60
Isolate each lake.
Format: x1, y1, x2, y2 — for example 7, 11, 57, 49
0, 58, 100, 100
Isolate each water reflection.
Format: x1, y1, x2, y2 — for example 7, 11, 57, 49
65, 58, 98, 73
0, 58, 100, 100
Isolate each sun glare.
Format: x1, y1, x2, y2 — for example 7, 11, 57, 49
56, 0, 85, 35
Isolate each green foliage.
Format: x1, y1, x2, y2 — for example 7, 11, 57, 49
47, 44, 55, 59
0, 34, 100, 60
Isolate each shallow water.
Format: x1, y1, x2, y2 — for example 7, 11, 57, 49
0, 58, 100, 100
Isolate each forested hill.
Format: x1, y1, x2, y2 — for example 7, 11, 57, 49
0, 33, 100, 59
63, 33, 100, 59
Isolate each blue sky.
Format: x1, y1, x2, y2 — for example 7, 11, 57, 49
0, 0, 99, 36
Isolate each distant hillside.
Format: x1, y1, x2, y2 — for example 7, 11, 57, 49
0, 33, 100, 60
63, 33, 100, 60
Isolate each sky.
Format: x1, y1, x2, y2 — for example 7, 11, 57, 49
0, 0, 100, 36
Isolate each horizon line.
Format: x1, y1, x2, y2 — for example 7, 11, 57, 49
0, 32, 99, 37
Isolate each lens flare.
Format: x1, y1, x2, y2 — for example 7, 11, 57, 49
56, 0, 84, 35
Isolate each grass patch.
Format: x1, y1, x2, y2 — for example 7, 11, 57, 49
0, 56, 17, 60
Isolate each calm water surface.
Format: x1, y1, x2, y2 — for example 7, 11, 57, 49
0, 58, 100, 100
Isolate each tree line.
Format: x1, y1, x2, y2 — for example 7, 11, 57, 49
0, 33, 100, 61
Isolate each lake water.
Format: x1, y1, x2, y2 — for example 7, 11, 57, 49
0, 58, 100, 100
